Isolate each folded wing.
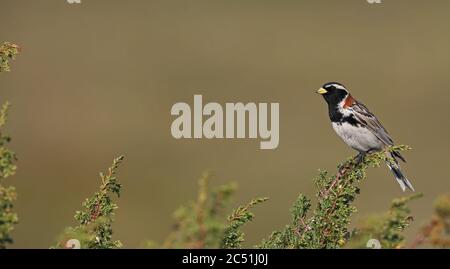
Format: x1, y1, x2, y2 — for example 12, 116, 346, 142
349, 101, 394, 146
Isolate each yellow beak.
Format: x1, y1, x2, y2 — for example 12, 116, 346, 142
316, 88, 328, 95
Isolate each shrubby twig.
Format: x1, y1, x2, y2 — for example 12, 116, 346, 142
55, 156, 125, 249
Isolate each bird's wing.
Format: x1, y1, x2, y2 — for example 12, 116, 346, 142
348, 101, 395, 146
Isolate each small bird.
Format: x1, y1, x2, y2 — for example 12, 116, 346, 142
316, 82, 414, 191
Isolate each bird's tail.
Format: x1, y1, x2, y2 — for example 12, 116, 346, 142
385, 151, 414, 192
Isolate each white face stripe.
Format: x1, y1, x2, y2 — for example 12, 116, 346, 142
326, 83, 347, 90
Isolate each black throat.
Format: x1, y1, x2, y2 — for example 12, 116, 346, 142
328, 103, 343, 122
323, 92, 347, 122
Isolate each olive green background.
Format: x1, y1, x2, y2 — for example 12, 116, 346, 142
1, 0, 449, 248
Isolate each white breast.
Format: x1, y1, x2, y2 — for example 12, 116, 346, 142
331, 122, 383, 152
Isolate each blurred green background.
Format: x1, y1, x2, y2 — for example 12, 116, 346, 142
1, 0, 449, 248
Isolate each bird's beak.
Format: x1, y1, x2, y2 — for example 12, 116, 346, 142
316, 88, 327, 95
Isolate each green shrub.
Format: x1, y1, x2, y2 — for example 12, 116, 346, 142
0, 103, 18, 248
346, 193, 422, 249
410, 194, 450, 248
0, 42, 20, 73
54, 156, 125, 249
0, 41, 20, 249
144, 173, 240, 248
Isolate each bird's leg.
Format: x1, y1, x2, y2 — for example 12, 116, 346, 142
354, 152, 366, 166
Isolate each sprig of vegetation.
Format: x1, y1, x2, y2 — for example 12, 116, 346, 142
55, 156, 125, 249
0, 41, 20, 249
221, 197, 268, 249
0, 42, 20, 72
145, 173, 238, 249
410, 194, 450, 248
0, 103, 18, 249
346, 193, 422, 249
0, 103, 17, 180
258, 145, 412, 249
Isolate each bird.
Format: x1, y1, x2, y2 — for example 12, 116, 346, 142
316, 82, 414, 192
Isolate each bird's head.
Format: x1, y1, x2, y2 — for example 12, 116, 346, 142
316, 82, 349, 105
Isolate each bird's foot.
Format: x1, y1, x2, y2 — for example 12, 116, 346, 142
354, 152, 366, 166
